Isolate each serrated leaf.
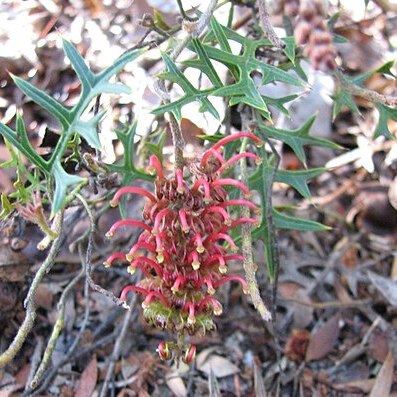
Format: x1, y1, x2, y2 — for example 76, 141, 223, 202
273, 209, 330, 231
282, 37, 296, 64
276, 168, 325, 197
92, 82, 131, 96
250, 166, 324, 198
108, 122, 152, 184
333, 88, 360, 119
263, 94, 297, 116
95, 48, 143, 85
0, 116, 49, 172
62, 39, 95, 92
52, 163, 85, 214
258, 116, 340, 166
12, 76, 71, 128
154, 53, 219, 120
73, 111, 104, 149
374, 103, 397, 139
197, 21, 302, 114
185, 39, 223, 88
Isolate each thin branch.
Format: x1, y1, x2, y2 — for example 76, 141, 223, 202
0, 212, 64, 368
257, 0, 285, 49
335, 69, 397, 107
29, 262, 85, 389
76, 193, 127, 308
261, 136, 281, 322
282, 297, 371, 309
240, 137, 272, 322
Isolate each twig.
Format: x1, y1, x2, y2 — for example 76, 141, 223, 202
100, 294, 138, 397
0, 212, 64, 368
282, 297, 371, 309
28, 262, 85, 390
256, 0, 285, 49
29, 332, 119, 396
260, 135, 281, 322
240, 137, 272, 322
24, 338, 43, 392
76, 193, 127, 308
335, 69, 397, 107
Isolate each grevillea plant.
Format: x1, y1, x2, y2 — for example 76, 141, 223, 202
105, 132, 263, 362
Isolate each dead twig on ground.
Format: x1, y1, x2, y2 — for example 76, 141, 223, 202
0, 212, 64, 368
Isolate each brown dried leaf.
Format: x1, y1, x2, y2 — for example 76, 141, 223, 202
165, 364, 188, 397
305, 315, 340, 361
74, 355, 98, 397
34, 284, 53, 310
368, 271, 397, 307
369, 349, 394, 397
197, 354, 239, 378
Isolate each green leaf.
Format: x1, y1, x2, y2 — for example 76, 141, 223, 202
154, 53, 219, 120
12, 76, 71, 129
184, 39, 223, 88
333, 88, 361, 119
250, 166, 325, 198
273, 209, 331, 231
62, 39, 95, 93
108, 122, 153, 184
374, 103, 397, 139
0, 194, 13, 219
3, 41, 144, 216
52, 163, 85, 214
95, 48, 144, 86
262, 94, 297, 116
282, 36, 296, 64
73, 111, 105, 149
258, 116, 340, 166
0, 116, 49, 172
183, 18, 302, 119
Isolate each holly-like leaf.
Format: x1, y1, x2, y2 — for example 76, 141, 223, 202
250, 165, 325, 198
184, 39, 223, 88
154, 53, 219, 121
0, 40, 143, 214
62, 38, 95, 95
374, 103, 397, 139
185, 18, 302, 119
108, 122, 152, 185
258, 116, 340, 166
73, 112, 105, 149
333, 88, 361, 119
12, 76, 71, 129
52, 162, 85, 215
273, 209, 331, 231
0, 115, 49, 172
282, 36, 296, 64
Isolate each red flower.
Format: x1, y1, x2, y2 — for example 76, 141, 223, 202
106, 132, 261, 362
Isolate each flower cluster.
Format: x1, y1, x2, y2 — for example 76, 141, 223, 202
294, 0, 337, 71
105, 132, 262, 362
275, 0, 337, 71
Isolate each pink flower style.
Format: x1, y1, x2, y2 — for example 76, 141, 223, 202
105, 132, 262, 363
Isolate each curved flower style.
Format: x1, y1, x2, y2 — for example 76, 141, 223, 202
106, 132, 262, 362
